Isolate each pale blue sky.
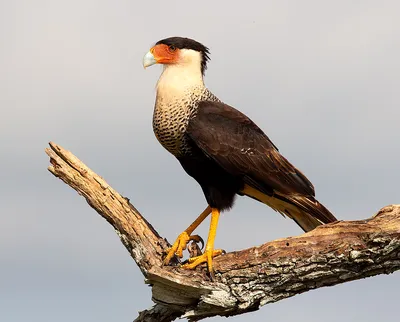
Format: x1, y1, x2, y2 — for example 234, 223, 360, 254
1, 1, 400, 321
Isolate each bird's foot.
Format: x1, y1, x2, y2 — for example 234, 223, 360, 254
163, 232, 204, 265
181, 249, 225, 280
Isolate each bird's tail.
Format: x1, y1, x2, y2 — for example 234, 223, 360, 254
241, 185, 337, 232
278, 194, 337, 232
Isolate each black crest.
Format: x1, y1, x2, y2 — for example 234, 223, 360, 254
156, 37, 210, 75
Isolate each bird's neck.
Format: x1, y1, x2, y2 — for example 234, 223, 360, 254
156, 64, 205, 104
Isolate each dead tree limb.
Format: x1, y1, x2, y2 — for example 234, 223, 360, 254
45, 142, 400, 322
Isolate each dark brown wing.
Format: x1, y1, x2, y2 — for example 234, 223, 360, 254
188, 101, 315, 196
187, 101, 337, 228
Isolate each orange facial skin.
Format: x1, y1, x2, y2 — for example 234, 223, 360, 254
151, 44, 180, 64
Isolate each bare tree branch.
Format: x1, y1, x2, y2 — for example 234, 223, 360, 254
46, 142, 400, 322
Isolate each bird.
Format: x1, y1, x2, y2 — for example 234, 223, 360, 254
143, 37, 337, 279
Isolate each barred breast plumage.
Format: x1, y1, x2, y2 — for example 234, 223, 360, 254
152, 87, 219, 156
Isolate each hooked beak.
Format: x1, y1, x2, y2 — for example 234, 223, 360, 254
143, 50, 157, 68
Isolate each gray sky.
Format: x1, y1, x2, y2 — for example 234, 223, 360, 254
1, 0, 400, 321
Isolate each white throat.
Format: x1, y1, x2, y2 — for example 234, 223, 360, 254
156, 49, 205, 102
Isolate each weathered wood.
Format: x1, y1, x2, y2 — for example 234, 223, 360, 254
46, 142, 400, 322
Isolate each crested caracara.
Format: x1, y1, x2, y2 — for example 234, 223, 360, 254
143, 37, 337, 279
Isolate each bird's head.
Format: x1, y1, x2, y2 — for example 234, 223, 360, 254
143, 37, 210, 75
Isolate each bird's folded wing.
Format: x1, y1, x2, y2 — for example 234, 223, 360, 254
186, 101, 316, 198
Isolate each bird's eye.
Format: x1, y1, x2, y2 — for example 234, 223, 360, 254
168, 45, 176, 52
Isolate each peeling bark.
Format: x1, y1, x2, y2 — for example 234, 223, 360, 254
46, 142, 400, 322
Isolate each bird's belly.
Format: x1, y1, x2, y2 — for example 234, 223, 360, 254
178, 153, 244, 210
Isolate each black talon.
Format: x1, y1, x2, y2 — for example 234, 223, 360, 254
198, 235, 204, 250
208, 269, 216, 282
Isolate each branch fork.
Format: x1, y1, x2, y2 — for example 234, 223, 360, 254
46, 142, 400, 322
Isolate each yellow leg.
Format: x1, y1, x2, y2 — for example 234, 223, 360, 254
182, 208, 224, 280
163, 206, 211, 265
